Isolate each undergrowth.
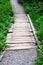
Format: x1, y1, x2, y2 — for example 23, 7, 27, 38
0, 0, 14, 51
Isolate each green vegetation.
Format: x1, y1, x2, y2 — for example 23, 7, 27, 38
18, 0, 43, 65
0, 0, 14, 51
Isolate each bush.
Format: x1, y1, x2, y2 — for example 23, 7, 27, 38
0, 0, 14, 51
35, 45, 43, 65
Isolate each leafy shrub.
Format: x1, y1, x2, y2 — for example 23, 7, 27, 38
0, 0, 14, 51
35, 45, 43, 65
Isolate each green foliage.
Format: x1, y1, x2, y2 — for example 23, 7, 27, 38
0, 39, 5, 51
35, 45, 43, 65
18, 0, 43, 3
0, 0, 14, 51
0, 0, 13, 16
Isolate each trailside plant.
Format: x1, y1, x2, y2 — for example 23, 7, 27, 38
0, 0, 14, 51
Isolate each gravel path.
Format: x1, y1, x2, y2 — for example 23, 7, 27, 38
0, 49, 37, 65
0, 0, 37, 65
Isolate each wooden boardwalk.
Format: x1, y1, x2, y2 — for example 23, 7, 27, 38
6, 0, 36, 50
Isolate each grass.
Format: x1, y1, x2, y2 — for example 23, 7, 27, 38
18, 0, 43, 65
0, 0, 14, 52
